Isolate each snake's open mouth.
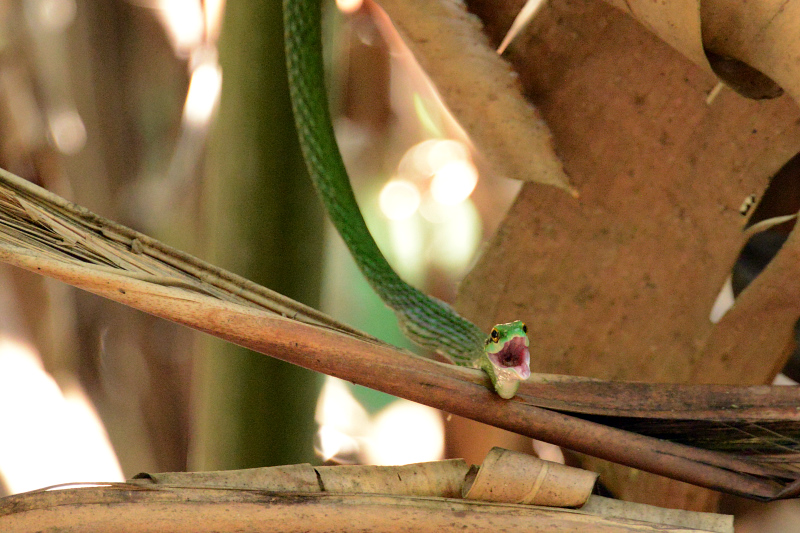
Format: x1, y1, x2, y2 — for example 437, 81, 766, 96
489, 336, 531, 379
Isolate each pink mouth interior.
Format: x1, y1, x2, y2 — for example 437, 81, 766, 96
490, 336, 531, 378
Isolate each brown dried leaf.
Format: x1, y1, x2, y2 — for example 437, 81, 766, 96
600, 0, 800, 102
459, 0, 800, 394
374, 0, 571, 189
602, 0, 709, 72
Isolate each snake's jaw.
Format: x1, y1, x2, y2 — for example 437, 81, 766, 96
487, 336, 531, 378
482, 331, 531, 399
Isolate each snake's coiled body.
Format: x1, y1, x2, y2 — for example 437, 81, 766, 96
283, 0, 486, 365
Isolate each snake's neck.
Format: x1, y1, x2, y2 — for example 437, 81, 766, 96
285, 0, 486, 366
391, 290, 486, 366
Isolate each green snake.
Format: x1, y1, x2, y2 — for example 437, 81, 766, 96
283, 0, 530, 398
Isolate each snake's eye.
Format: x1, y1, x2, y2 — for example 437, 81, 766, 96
490, 328, 499, 342
522, 323, 527, 334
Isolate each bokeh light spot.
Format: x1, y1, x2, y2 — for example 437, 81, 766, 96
430, 160, 478, 205
379, 179, 421, 220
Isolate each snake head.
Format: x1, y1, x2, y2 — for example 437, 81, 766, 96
481, 321, 531, 399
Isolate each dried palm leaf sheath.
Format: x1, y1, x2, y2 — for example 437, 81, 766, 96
0, 483, 731, 533
462, 447, 597, 507
133, 460, 471, 499
0, 168, 799, 500
0, 456, 730, 532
